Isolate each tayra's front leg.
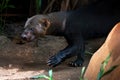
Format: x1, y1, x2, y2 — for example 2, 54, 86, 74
47, 43, 85, 67
47, 33, 85, 67
47, 45, 77, 67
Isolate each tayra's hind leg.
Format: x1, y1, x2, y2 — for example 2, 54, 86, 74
68, 38, 85, 67
62, 33, 85, 67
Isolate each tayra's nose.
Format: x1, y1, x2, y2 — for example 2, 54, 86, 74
21, 34, 27, 40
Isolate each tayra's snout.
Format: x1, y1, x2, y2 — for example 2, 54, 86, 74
21, 31, 36, 42
21, 34, 27, 41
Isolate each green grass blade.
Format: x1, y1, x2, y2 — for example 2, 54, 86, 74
36, 0, 42, 14
102, 65, 118, 78
8, 5, 15, 8
85, 50, 93, 55
80, 67, 86, 80
81, 67, 86, 77
31, 75, 49, 79
49, 69, 53, 80
97, 53, 111, 80
97, 68, 104, 80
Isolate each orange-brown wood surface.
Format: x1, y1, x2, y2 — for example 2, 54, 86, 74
84, 23, 120, 80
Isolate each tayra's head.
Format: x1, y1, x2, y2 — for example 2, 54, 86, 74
21, 15, 50, 42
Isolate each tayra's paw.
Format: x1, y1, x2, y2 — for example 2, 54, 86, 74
47, 55, 62, 67
68, 60, 83, 67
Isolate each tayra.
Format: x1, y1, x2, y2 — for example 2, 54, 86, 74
21, 3, 120, 67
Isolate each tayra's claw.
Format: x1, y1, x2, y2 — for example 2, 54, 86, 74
47, 55, 62, 67
68, 60, 83, 67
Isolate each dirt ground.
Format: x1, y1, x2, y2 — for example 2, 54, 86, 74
0, 23, 105, 80
0, 35, 105, 80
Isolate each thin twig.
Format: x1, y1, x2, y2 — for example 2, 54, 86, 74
61, 0, 70, 11
72, 0, 79, 9
43, 0, 56, 14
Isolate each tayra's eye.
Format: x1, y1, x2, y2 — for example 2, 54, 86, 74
30, 28, 34, 31
30, 21, 32, 24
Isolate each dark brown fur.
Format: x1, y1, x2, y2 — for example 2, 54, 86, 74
21, 2, 120, 67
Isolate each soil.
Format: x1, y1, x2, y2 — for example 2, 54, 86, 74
0, 22, 105, 80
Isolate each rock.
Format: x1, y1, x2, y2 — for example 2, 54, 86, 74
84, 23, 120, 80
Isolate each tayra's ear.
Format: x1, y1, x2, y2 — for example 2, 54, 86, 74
40, 18, 51, 28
